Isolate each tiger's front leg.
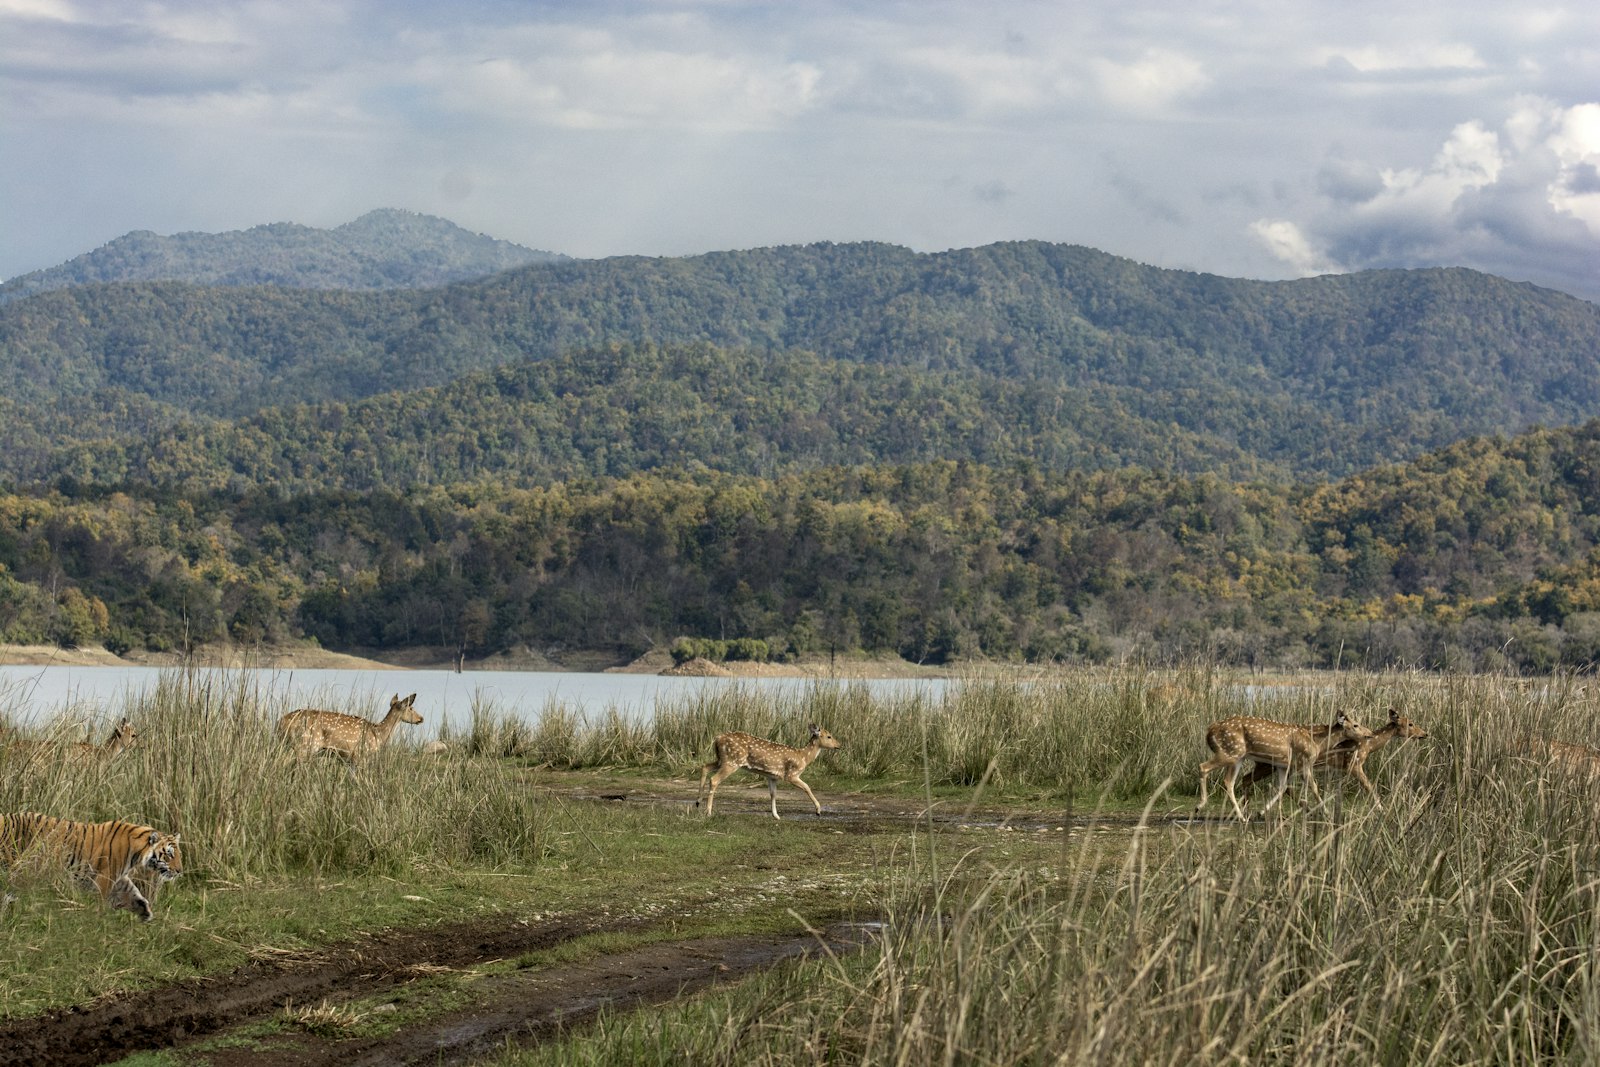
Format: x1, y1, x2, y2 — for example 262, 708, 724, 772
108, 876, 154, 921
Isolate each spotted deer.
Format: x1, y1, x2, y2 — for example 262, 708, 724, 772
277, 693, 423, 767
1196, 710, 1375, 821
1238, 706, 1427, 807
697, 723, 843, 819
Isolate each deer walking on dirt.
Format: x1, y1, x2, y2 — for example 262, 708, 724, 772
1237, 706, 1427, 807
277, 693, 423, 767
1196, 710, 1375, 821
697, 723, 843, 818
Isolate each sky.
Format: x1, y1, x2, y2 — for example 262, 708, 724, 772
3, 0, 1598, 302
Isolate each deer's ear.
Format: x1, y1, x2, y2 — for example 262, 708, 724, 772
1389, 706, 1400, 723
809, 722, 820, 735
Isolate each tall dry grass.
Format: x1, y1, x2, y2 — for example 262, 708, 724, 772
0, 670, 554, 883
496, 669, 1600, 1065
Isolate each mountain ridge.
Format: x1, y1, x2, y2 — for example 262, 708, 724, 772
0, 208, 567, 301
0, 230, 1595, 484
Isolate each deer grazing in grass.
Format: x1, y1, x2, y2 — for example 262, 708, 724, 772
277, 693, 423, 768
1512, 735, 1600, 777
73, 717, 140, 762
1196, 710, 1375, 821
1236, 706, 1427, 808
697, 723, 843, 819
2, 717, 139, 765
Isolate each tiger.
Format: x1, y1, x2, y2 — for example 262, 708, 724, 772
0, 812, 182, 921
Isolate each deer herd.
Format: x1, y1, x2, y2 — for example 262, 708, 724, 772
8, 679, 1600, 823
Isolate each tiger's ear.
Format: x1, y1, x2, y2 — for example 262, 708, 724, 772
147, 831, 161, 846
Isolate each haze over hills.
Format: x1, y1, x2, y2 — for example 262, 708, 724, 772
0, 234, 1596, 483
0, 209, 567, 303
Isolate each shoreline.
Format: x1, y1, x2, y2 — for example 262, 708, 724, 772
0, 643, 972, 680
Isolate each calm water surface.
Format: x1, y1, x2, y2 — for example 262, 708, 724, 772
0, 665, 951, 737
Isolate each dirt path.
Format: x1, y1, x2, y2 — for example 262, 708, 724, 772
0, 911, 873, 1067
0, 915, 620, 1067
551, 769, 1180, 833
0, 776, 1182, 1066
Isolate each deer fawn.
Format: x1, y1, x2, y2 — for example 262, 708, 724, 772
1197, 710, 1375, 821
3, 717, 138, 765
1237, 706, 1426, 807
277, 693, 423, 767
73, 717, 140, 762
698, 723, 843, 819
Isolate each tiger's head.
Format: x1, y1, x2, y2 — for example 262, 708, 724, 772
142, 830, 182, 882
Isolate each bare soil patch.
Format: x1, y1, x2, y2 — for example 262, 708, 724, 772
550, 769, 1173, 834
0, 914, 614, 1067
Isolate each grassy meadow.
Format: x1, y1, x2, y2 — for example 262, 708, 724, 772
4, 666, 1600, 1063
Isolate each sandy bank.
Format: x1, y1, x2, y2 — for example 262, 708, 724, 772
0, 643, 402, 670
0, 643, 989, 680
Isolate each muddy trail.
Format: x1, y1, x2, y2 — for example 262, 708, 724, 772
0, 910, 876, 1067
0, 777, 1211, 1067
551, 769, 1219, 833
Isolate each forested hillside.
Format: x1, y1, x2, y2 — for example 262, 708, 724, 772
2, 241, 1597, 480
8, 423, 1600, 674
29, 343, 1274, 490
0, 209, 564, 303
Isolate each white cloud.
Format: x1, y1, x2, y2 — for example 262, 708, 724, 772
1256, 99, 1600, 298
1092, 48, 1208, 113
1249, 219, 1340, 276
1546, 102, 1600, 231
0, 0, 75, 19
1316, 42, 1486, 73
2, 1, 1599, 303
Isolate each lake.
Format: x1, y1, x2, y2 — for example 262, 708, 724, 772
0, 664, 953, 737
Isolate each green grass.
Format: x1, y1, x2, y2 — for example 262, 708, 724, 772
13, 665, 1600, 1063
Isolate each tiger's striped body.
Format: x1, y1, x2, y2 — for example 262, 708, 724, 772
0, 812, 182, 921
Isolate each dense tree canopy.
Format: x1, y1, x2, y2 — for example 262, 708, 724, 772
2, 242, 1596, 481
9, 424, 1600, 672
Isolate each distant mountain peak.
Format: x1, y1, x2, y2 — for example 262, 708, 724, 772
0, 211, 569, 303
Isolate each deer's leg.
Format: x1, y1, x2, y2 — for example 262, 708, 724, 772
1298, 753, 1324, 807
1350, 755, 1381, 806
1240, 761, 1273, 805
1262, 765, 1292, 815
767, 777, 781, 819
789, 773, 823, 815
1197, 755, 1233, 812
704, 764, 740, 817
697, 760, 718, 810
1221, 760, 1250, 822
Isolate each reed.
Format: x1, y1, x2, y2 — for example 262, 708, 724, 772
494, 669, 1600, 1065
0, 669, 555, 881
